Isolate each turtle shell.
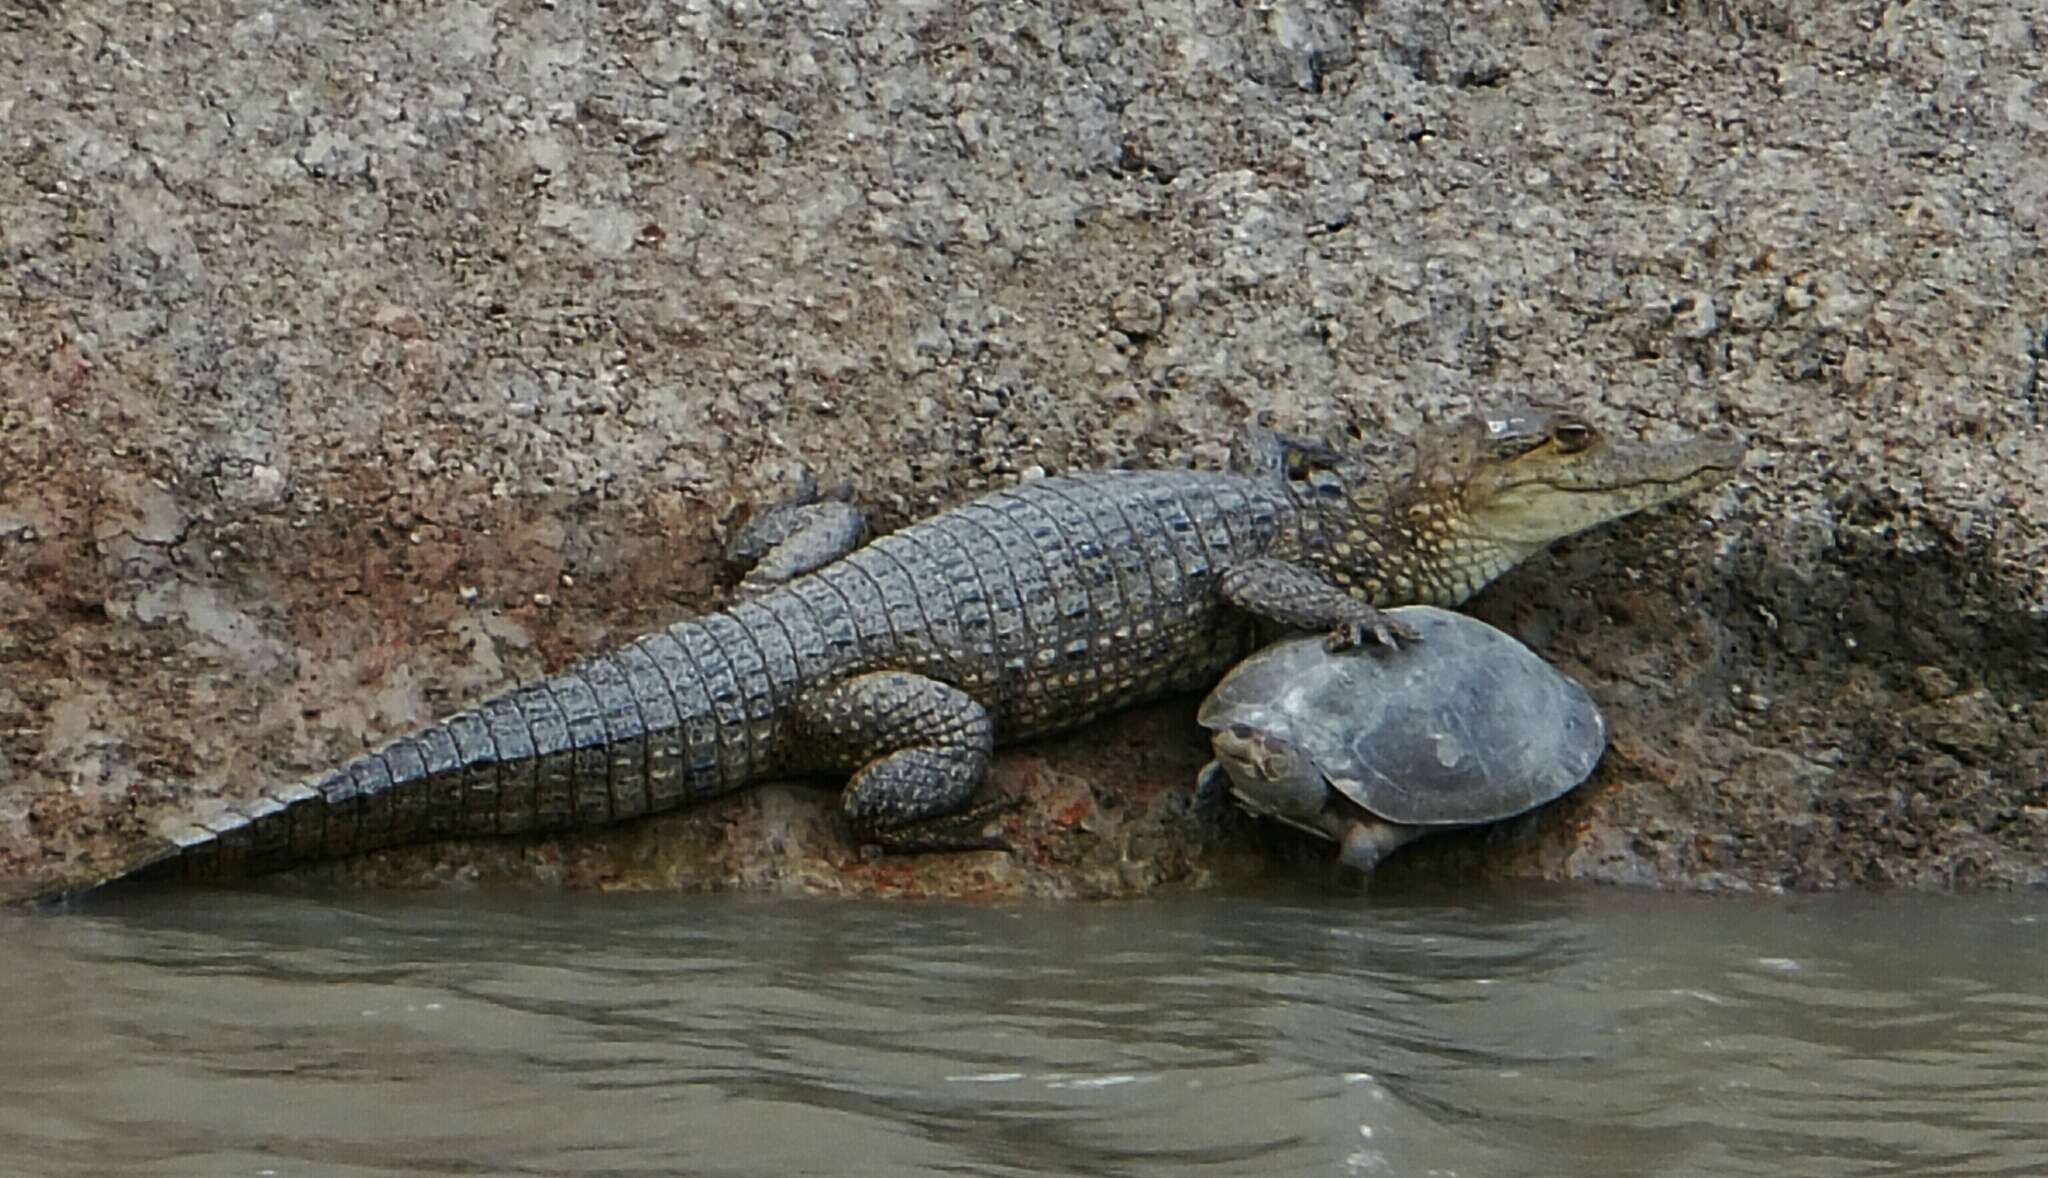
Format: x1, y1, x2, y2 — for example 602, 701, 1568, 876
1197, 606, 1607, 827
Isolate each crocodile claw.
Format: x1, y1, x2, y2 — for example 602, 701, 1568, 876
1324, 613, 1421, 654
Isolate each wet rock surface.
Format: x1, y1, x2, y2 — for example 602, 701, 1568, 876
4, 0, 2045, 903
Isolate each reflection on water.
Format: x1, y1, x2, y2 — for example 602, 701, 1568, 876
3, 883, 2044, 1177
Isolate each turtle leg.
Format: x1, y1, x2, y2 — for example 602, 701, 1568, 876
726, 472, 870, 596
1219, 558, 1420, 651
1336, 818, 1429, 873
1194, 759, 1246, 819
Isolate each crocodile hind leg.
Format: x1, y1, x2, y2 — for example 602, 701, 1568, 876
1219, 558, 1421, 651
794, 670, 1010, 854
725, 470, 870, 596
724, 471, 868, 598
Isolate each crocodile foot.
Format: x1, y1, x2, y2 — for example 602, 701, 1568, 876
725, 467, 870, 596
1323, 610, 1421, 653
857, 792, 1025, 858
1219, 558, 1422, 654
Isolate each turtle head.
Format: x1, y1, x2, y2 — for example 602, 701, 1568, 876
1363, 406, 1745, 604
1207, 722, 1339, 836
1211, 721, 1313, 784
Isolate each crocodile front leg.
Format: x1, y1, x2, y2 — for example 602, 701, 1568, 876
1229, 423, 1345, 482
794, 670, 1009, 854
1219, 558, 1420, 651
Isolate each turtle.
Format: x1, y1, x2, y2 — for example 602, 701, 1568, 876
1195, 605, 1608, 873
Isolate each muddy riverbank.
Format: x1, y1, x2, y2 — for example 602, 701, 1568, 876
4, 0, 2044, 903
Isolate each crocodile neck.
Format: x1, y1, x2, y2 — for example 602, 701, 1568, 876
1273, 480, 1530, 609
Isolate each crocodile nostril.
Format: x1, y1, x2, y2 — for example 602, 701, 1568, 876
1228, 722, 1254, 740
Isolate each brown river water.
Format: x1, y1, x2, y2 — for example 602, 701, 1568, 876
3, 882, 2043, 1176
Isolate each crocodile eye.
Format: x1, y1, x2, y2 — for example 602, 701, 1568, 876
1552, 419, 1594, 452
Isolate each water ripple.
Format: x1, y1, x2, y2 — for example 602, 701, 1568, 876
0, 887, 2042, 1176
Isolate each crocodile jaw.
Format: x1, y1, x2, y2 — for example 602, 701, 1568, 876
1467, 429, 1747, 547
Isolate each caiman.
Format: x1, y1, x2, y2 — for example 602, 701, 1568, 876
96, 406, 1744, 889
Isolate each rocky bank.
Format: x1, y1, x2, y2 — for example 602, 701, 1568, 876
3, 0, 2045, 905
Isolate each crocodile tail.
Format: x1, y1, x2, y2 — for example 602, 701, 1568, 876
141, 614, 779, 884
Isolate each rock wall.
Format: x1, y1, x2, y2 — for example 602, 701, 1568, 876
4, 0, 2044, 903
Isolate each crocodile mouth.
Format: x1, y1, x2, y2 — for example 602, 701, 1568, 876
1556, 427, 1748, 492
1467, 426, 1746, 547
